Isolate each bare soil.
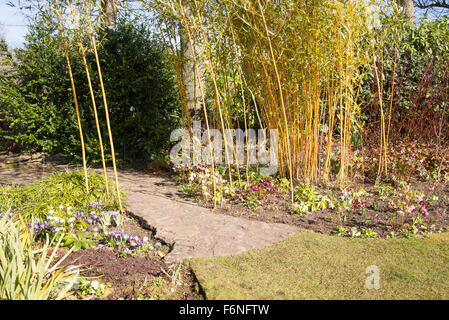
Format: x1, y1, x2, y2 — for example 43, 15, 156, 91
198, 181, 449, 238
44, 212, 202, 300
58, 247, 200, 300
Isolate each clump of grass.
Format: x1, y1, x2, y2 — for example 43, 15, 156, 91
0, 170, 125, 220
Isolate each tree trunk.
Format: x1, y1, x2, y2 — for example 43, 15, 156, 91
180, 2, 205, 119
101, 0, 118, 30
398, 0, 415, 19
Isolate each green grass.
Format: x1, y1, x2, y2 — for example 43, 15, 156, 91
0, 170, 125, 220
187, 231, 449, 299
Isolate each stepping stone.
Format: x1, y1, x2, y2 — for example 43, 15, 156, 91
116, 171, 299, 263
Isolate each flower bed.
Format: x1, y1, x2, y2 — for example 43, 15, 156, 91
172, 143, 449, 239
0, 171, 201, 300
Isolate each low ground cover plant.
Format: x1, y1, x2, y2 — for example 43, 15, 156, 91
29, 201, 163, 258
0, 170, 124, 220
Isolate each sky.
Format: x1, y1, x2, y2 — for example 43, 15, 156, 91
0, 0, 28, 48
0, 0, 445, 50
0, 0, 150, 49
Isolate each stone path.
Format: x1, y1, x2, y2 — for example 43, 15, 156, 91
0, 164, 299, 263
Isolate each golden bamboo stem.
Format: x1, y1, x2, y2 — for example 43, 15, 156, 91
178, 0, 217, 206
82, 0, 122, 212
69, 0, 109, 197
52, 0, 89, 193
257, 0, 294, 202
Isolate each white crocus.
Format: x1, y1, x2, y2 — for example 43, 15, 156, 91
91, 281, 99, 290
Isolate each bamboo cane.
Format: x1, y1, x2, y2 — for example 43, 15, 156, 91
82, 0, 122, 212
52, 0, 89, 193
257, 0, 294, 202
178, 0, 217, 206
69, 0, 109, 197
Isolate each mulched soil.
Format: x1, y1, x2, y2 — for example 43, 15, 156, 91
47, 213, 201, 300
199, 180, 449, 239
58, 247, 200, 300
59, 214, 201, 300
49, 212, 201, 300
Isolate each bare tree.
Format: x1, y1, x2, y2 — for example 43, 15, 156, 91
415, 0, 449, 10
397, 1, 449, 19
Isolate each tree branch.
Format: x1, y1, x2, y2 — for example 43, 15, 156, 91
415, 0, 449, 10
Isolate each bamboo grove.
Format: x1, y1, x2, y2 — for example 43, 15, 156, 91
147, 0, 400, 191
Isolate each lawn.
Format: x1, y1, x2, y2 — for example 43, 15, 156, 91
187, 231, 449, 300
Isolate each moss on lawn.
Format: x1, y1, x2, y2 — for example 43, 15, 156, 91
187, 231, 449, 299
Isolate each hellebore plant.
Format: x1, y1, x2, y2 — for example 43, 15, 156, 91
247, 177, 279, 201
352, 197, 367, 215
333, 187, 367, 224
291, 183, 330, 216
390, 148, 432, 183
387, 183, 429, 232
173, 163, 225, 199
77, 277, 108, 297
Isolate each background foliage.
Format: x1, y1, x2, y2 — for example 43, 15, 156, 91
1, 1, 448, 170
0, 16, 180, 165
361, 14, 449, 142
